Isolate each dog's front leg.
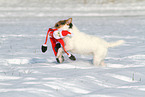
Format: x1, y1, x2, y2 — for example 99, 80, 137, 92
56, 47, 64, 63
57, 47, 64, 58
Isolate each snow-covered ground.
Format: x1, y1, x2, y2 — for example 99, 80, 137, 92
1, 0, 145, 17
0, 0, 145, 96
0, 16, 145, 97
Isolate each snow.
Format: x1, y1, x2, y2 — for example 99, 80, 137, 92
0, 16, 145, 97
0, 0, 145, 17
0, 1, 145, 96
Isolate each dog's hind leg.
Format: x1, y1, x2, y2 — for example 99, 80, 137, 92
93, 56, 106, 66
101, 61, 106, 66
93, 48, 107, 66
93, 55, 102, 66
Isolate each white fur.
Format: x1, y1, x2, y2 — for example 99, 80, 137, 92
57, 24, 125, 66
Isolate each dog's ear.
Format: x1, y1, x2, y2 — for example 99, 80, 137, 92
66, 18, 72, 24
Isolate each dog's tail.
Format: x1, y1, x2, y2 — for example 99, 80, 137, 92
108, 40, 125, 48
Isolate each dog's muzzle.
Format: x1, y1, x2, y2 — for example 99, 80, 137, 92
69, 23, 73, 29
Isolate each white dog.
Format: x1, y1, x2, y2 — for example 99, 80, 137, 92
55, 18, 124, 66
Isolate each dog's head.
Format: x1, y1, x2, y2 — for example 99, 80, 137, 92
54, 18, 73, 30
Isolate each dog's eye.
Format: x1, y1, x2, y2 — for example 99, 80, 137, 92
55, 24, 59, 27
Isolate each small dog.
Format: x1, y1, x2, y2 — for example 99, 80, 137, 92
55, 18, 125, 66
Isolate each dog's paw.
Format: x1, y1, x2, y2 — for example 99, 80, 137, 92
56, 56, 64, 63
56, 58, 60, 63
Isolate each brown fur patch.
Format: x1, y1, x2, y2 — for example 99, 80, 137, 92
55, 20, 66, 29
54, 18, 72, 29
